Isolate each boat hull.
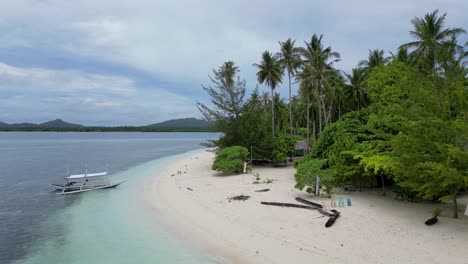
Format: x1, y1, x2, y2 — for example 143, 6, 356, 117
50, 180, 126, 195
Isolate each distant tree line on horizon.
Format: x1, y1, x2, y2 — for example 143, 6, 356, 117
198, 10, 468, 218
0, 118, 216, 132
0, 126, 215, 132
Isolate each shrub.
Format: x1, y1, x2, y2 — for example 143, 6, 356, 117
212, 146, 249, 174
273, 133, 299, 163
295, 158, 335, 196
432, 208, 442, 217
254, 172, 261, 181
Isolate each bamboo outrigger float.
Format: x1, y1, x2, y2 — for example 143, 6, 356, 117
50, 168, 126, 195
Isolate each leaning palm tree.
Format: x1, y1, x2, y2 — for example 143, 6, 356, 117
298, 34, 340, 137
254, 51, 283, 136
358, 49, 389, 72
277, 38, 301, 133
400, 10, 466, 70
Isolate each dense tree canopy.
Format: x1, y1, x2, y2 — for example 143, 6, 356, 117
199, 10, 467, 217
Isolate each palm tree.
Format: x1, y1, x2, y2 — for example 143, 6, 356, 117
277, 38, 301, 134
358, 49, 389, 71
345, 68, 368, 110
273, 92, 287, 131
298, 34, 340, 138
390, 47, 413, 64
297, 64, 316, 142
214, 61, 239, 88
254, 51, 283, 136
400, 10, 466, 70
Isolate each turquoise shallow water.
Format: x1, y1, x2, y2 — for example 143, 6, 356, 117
0, 132, 222, 264
15, 150, 223, 264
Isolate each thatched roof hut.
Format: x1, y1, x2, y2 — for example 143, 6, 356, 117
294, 141, 310, 152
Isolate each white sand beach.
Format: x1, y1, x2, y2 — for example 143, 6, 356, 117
146, 151, 468, 264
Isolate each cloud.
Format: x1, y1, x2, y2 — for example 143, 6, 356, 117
0, 0, 467, 124
0, 63, 137, 95
0, 63, 198, 125
2, 1, 468, 79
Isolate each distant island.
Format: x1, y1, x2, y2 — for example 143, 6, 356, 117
0, 118, 215, 132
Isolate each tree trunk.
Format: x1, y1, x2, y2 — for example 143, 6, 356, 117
318, 97, 322, 135
312, 118, 316, 144
453, 197, 458, 218
380, 174, 386, 196
288, 71, 293, 135
306, 96, 310, 143
271, 88, 275, 137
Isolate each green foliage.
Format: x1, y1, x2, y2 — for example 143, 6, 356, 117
254, 172, 261, 181
294, 158, 334, 195
366, 61, 468, 216
432, 208, 442, 217
200, 11, 467, 218
212, 146, 249, 175
272, 133, 299, 162
312, 110, 376, 185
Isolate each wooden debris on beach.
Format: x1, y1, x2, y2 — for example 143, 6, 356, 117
295, 197, 323, 208
228, 195, 250, 202
295, 197, 334, 217
255, 189, 270, 192
325, 211, 340, 228
296, 197, 341, 227
186, 187, 193, 191
261, 198, 342, 228
425, 216, 438, 226
260, 202, 316, 210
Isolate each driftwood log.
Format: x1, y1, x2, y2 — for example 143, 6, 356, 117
261, 199, 342, 228
295, 197, 323, 208
325, 211, 341, 228
255, 189, 270, 192
295, 197, 334, 217
425, 216, 438, 226
260, 202, 317, 210
228, 195, 250, 202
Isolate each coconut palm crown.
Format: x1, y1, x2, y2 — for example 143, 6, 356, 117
254, 51, 283, 136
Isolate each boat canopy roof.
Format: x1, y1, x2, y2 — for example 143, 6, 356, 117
67, 172, 108, 179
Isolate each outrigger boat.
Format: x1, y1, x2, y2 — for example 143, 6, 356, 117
50, 168, 126, 195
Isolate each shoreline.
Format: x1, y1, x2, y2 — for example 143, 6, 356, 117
146, 151, 468, 264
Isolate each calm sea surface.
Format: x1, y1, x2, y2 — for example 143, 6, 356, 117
0, 132, 221, 264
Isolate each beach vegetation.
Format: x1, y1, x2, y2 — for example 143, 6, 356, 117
277, 38, 301, 133
254, 51, 283, 136
199, 10, 467, 218
254, 172, 261, 181
432, 208, 443, 217
212, 146, 249, 175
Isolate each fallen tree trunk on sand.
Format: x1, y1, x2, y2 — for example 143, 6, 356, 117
228, 195, 250, 202
261, 200, 341, 228
255, 189, 270, 192
325, 211, 340, 228
295, 197, 334, 217
295, 197, 323, 208
425, 216, 438, 226
260, 202, 316, 210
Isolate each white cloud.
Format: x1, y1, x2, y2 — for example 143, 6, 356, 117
0, 0, 467, 124
0, 63, 198, 125
0, 63, 136, 95
2, 0, 467, 80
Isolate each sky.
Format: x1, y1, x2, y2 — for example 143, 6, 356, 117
0, 0, 467, 126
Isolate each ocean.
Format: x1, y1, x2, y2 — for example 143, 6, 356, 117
0, 132, 221, 264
